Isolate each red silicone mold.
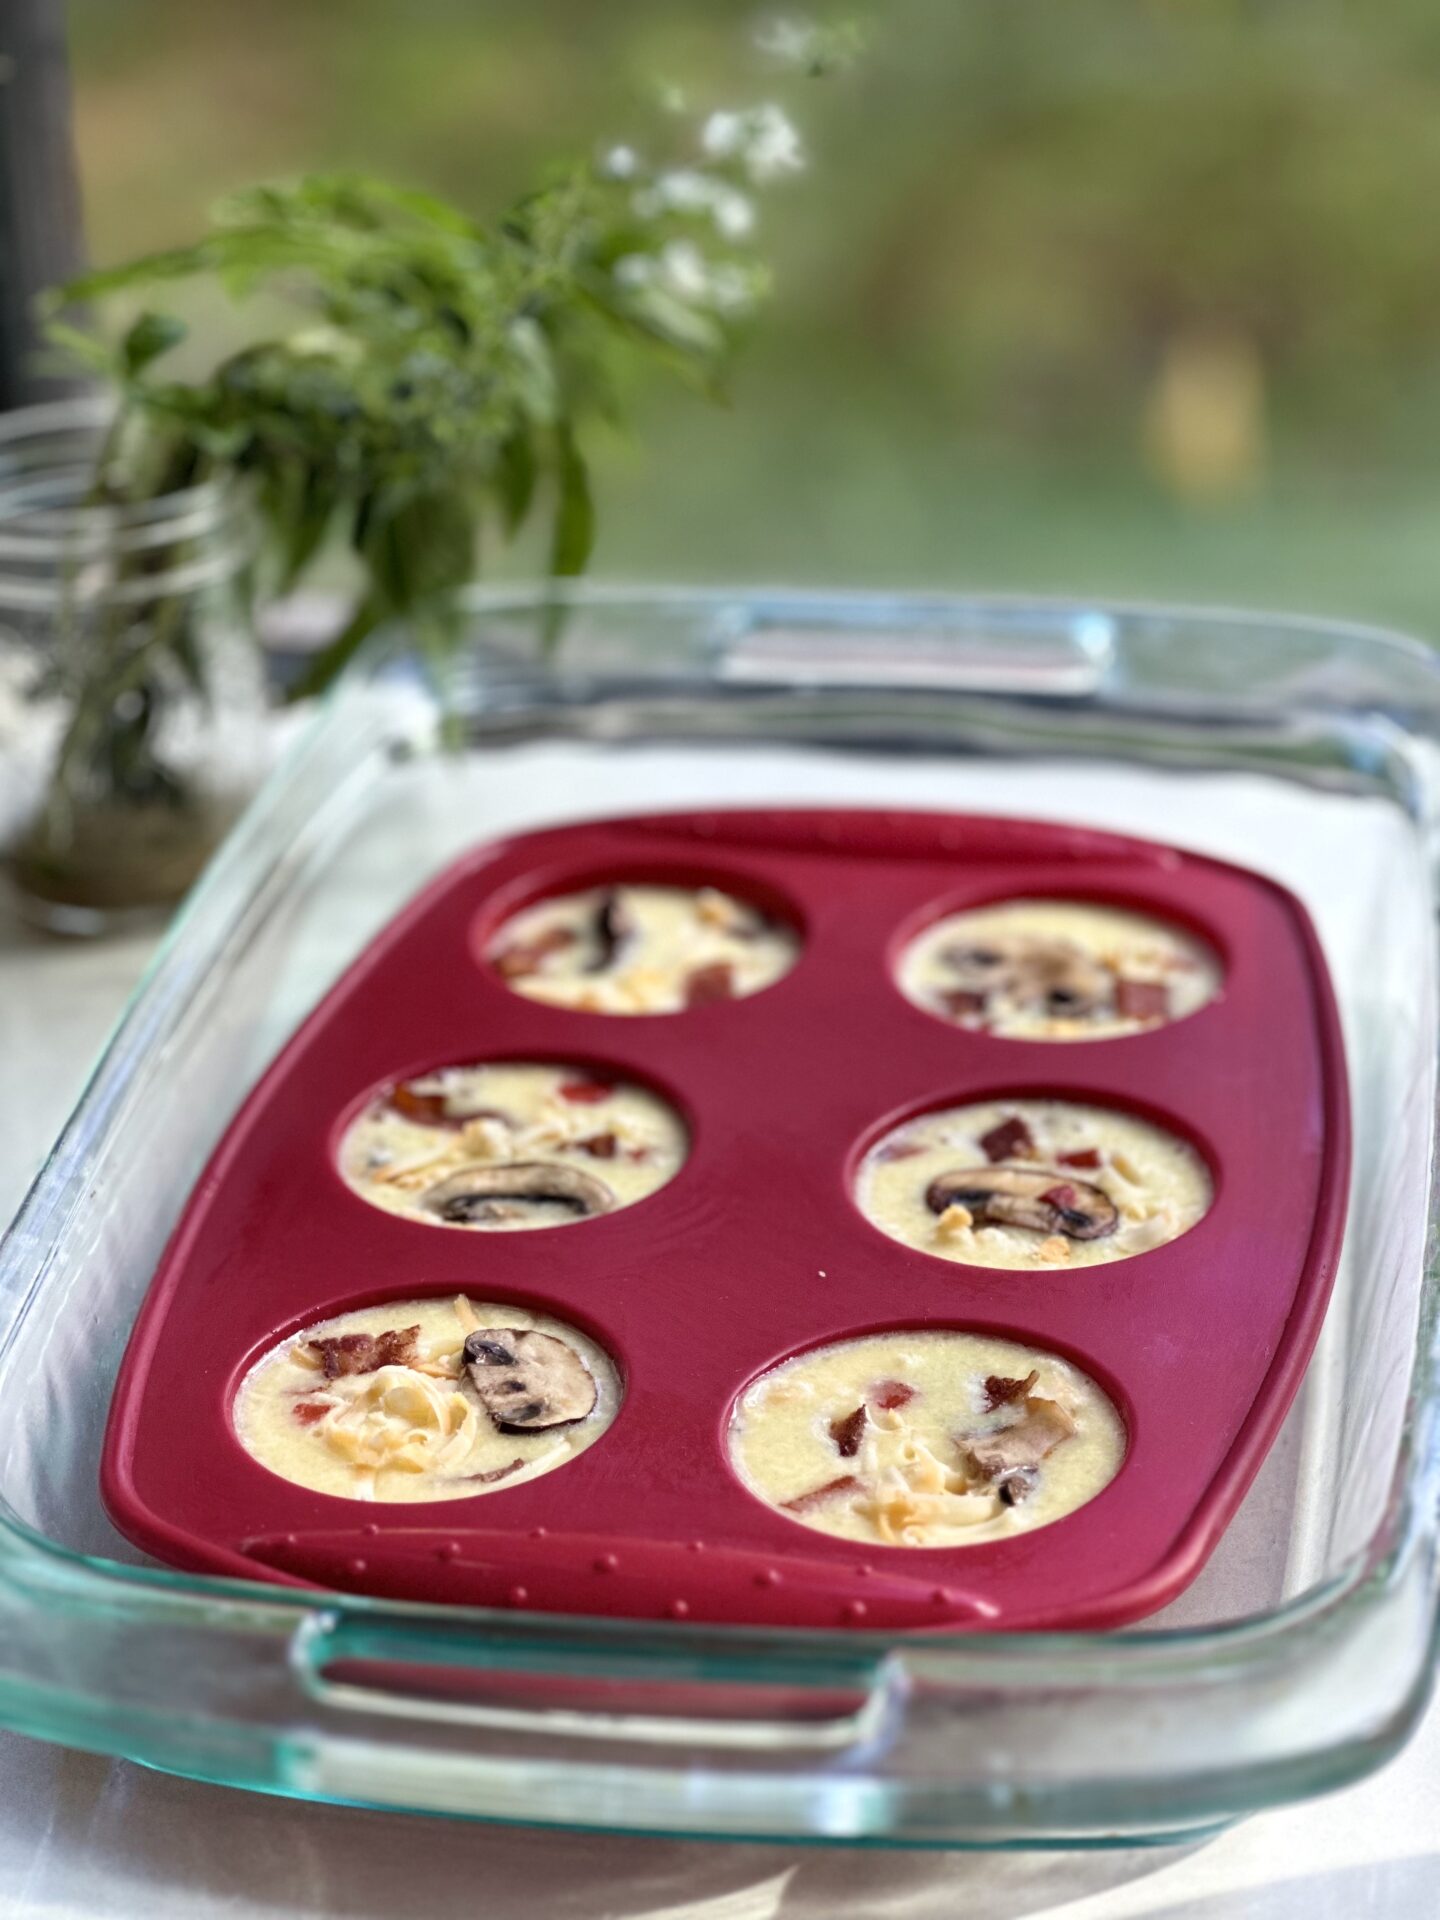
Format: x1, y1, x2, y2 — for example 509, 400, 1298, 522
101, 809, 1350, 1633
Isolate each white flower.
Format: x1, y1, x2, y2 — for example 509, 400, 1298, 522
656, 239, 712, 302
754, 13, 864, 74
712, 188, 756, 240
704, 261, 762, 313
656, 241, 758, 313
633, 168, 755, 238
701, 103, 805, 183
753, 14, 820, 67
600, 144, 640, 180
613, 254, 656, 289
616, 241, 763, 317
288, 324, 358, 362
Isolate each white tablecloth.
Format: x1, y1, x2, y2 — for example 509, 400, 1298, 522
1, 903, 1437, 1920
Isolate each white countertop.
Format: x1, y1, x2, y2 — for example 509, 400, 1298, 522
1, 898, 1437, 1920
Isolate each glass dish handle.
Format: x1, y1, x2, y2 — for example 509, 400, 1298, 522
290, 1609, 904, 1754
712, 596, 1116, 696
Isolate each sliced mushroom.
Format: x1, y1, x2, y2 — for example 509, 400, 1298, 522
996, 1466, 1040, 1507
925, 1166, 1118, 1240
421, 1160, 615, 1226
587, 890, 634, 973
965, 1394, 1077, 1483
940, 934, 1112, 1020
463, 1328, 599, 1429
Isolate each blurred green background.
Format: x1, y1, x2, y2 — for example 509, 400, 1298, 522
65, 0, 1440, 637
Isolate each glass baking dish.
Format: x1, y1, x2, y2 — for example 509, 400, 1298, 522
1, 586, 1438, 1848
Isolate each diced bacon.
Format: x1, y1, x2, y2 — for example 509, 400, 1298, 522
982, 1369, 1039, 1411
558, 1079, 614, 1104
308, 1326, 421, 1380
1058, 1148, 1102, 1170
492, 926, 577, 979
869, 1379, 916, 1411
293, 1401, 331, 1426
387, 1084, 507, 1132
1115, 977, 1169, 1020
979, 1116, 1035, 1163
685, 961, 736, 1007
388, 1084, 455, 1128
1040, 1183, 1079, 1210
940, 989, 987, 1019
830, 1405, 868, 1457
782, 1473, 860, 1515
578, 1131, 619, 1159
470, 1456, 526, 1485
875, 1140, 924, 1163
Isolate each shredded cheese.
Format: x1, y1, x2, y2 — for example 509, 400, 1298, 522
315, 1364, 478, 1477
934, 1203, 974, 1242
374, 1146, 463, 1189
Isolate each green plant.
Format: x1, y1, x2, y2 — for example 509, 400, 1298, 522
14, 39, 855, 921
48, 126, 788, 694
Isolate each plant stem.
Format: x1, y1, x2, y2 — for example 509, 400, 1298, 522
285, 590, 388, 701
35, 587, 191, 847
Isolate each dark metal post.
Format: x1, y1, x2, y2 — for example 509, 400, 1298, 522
0, 0, 85, 408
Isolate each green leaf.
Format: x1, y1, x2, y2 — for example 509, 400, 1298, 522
356, 486, 479, 613
506, 317, 560, 425
549, 426, 594, 578
541, 426, 594, 654
262, 460, 339, 590
53, 240, 223, 307
494, 428, 537, 536
121, 311, 188, 377
39, 318, 118, 379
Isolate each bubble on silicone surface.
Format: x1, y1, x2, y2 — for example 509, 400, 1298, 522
338, 1061, 687, 1230
233, 1296, 620, 1502
899, 898, 1220, 1040
729, 1329, 1124, 1547
488, 883, 798, 1014
857, 1097, 1211, 1270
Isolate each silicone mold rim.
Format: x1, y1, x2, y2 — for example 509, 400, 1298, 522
100, 807, 1351, 1634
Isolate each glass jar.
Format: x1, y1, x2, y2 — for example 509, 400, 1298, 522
0, 397, 267, 933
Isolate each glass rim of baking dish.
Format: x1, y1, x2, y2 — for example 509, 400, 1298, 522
1, 582, 1438, 1847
